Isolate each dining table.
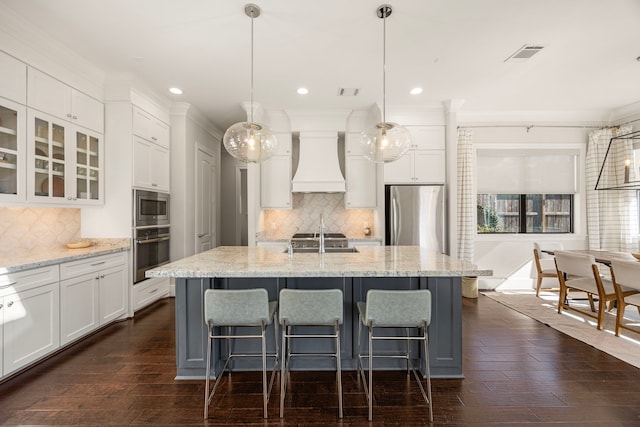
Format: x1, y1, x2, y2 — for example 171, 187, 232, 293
541, 249, 638, 266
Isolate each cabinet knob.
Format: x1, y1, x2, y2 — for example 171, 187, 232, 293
96, 276, 100, 280
0, 303, 3, 309
7, 301, 13, 307
100, 274, 105, 279
151, 183, 158, 187
67, 113, 73, 118
73, 115, 78, 120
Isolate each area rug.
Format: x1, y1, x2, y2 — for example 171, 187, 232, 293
482, 290, 640, 369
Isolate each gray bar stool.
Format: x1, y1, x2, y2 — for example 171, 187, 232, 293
203, 288, 279, 419
356, 289, 433, 422
278, 288, 344, 418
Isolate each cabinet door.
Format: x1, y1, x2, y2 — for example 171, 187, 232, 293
132, 107, 153, 140
261, 155, 291, 208
383, 152, 413, 183
3, 283, 60, 375
409, 127, 445, 150
133, 136, 152, 189
60, 274, 99, 345
73, 128, 103, 203
99, 265, 127, 325
27, 110, 70, 202
0, 99, 26, 201
0, 51, 27, 104
71, 89, 104, 133
149, 143, 170, 192
27, 68, 70, 121
345, 156, 377, 208
151, 118, 169, 148
413, 150, 446, 183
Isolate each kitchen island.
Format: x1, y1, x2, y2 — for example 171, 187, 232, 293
147, 245, 492, 379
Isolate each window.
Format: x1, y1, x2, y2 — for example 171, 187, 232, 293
477, 194, 573, 234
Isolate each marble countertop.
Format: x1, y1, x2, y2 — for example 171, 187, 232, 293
147, 245, 492, 278
1, 238, 131, 274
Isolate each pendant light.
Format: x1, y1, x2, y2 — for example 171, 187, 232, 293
361, 4, 411, 163
223, 4, 278, 163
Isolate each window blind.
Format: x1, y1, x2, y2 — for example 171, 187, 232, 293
477, 149, 577, 194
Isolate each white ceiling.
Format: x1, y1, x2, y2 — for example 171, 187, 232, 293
2, 0, 640, 130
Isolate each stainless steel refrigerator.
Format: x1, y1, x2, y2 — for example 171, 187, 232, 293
385, 185, 447, 253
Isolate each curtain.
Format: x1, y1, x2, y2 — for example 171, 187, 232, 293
586, 125, 639, 251
456, 129, 474, 262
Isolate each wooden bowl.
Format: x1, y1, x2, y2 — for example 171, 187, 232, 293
632, 253, 640, 260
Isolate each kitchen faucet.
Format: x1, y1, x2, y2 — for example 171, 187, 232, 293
319, 214, 325, 254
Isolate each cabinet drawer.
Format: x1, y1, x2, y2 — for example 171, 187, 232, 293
134, 277, 169, 311
60, 252, 126, 280
0, 265, 59, 296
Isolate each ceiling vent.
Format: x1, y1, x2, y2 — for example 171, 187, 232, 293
337, 88, 359, 96
505, 45, 544, 62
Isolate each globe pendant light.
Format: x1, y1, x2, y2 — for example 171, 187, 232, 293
361, 4, 411, 163
223, 4, 278, 163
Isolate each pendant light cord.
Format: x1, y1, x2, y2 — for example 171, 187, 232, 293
250, 8, 254, 125
382, 6, 386, 125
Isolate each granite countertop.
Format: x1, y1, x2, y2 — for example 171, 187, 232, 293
1, 238, 131, 274
147, 245, 492, 278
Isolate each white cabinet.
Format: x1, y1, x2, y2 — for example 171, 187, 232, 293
133, 107, 169, 148
134, 277, 169, 312
261, 134, 292, 209
132, 107, 170, 192
0, 98, 26, 202
1, 266, 59, 377
27, 110, 104, 204
0, 51, 27, 104
384, 126, 445, 184
133, 136, 170, 192
27, 68, 104, 133
59, 252, 127, 345
344, 134, 377, 208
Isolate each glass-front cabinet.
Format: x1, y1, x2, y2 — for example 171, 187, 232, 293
0, 99, 26, 201
27, 110, 102, 204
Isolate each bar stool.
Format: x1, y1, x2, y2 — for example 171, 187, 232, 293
356, 289, 433, 422
278, 288, 344, 418
203, 288, 279, 419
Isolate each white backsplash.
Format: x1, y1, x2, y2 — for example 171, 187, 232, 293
261, 193, 374, 239
0, 207, 81, 256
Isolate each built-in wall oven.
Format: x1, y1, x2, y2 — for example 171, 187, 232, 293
133, 190, 170, 283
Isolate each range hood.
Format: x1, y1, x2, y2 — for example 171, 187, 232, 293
292, 131, 346, 192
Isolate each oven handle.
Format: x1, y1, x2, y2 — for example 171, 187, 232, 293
135, 236, 170, 245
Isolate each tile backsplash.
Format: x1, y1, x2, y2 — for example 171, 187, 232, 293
261, 193, 374, 239
0, 207, 81, 256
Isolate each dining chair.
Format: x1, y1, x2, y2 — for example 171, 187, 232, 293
279, 288, 344, 419
554, 251, 632, 330
610, 258, 640, 337
203, 288, 279, 419
533, 242, 563, 296
356, 289, 433, 422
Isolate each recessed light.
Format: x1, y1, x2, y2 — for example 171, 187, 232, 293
410, 87, 423, 95
297, 87, 309, 95
169, 87, 183, 95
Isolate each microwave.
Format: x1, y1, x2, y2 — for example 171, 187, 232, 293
134, 190, 170, 227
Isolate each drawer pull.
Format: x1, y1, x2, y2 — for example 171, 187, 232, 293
7, 301, 14, 307
149, 288, 159, 294
91, 261, 106, 266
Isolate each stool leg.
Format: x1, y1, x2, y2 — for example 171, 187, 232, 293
279, 321, 287, 418
423, 327, 433, 423
204, 328, 212, 419
261, 322, 268, 418
335, 321, 343, 418
368, 324, 373, 421
405, 327, 410, 373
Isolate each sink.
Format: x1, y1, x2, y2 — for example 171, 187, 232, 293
285, 247, 359, 254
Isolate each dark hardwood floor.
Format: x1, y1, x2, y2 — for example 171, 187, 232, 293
2, 295, 640, 426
